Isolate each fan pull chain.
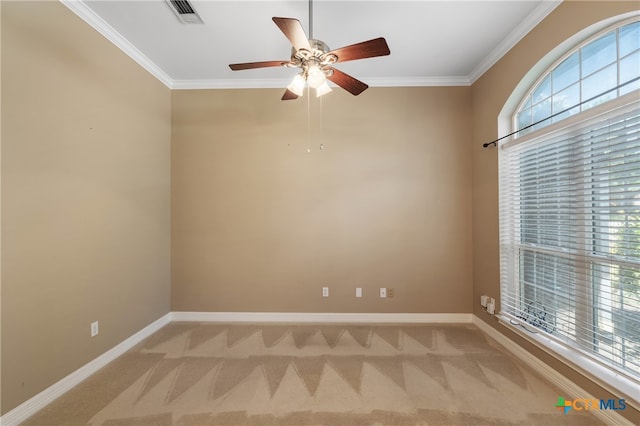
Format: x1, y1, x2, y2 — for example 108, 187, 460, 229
319, 95, 324, 151
307, 86, 312, 153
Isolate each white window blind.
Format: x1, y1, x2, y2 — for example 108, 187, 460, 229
499, 99, 640, 384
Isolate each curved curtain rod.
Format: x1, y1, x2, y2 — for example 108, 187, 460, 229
482, 76, 640, 149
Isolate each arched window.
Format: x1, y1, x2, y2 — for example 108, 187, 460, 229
515, 19, 639, 135
499, 16, 640, 401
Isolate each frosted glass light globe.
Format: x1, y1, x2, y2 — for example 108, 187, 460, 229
287, 74, 306, 96
306, 65, 326, 89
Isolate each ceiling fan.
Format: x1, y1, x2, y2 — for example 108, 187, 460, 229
228, 1, 390, 100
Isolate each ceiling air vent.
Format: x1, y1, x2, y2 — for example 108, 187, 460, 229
166, 0, 203, 24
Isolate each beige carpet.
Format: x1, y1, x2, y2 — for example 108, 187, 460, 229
22, 323, 603, 425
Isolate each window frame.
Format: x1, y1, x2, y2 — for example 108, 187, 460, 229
499, 15, 640, 409
500, 92, 640, 408
513, 17, 640, 136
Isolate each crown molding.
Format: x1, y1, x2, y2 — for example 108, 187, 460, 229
468, 0, 562, 84
171, 75, 471, 90
59, 0, 174, 88
62, 0, 559, 90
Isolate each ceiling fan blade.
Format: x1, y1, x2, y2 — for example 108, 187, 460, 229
281, 89, 299, 100
229, 60, 289, 71
329, 37, 390, 63
272, 17, 311, 51
327, 68, 368, 96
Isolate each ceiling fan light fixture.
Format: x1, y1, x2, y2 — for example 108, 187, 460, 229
316, 81, 332, 97
228, 9, 390, 100
288, 74, 306, 96
306, 64, 326, 88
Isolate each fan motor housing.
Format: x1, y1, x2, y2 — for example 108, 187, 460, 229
291, 39, 329, 56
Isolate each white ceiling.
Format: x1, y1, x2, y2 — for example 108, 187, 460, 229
63, 0, 561, 89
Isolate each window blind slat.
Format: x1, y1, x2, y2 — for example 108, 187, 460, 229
500, 101, 640, 381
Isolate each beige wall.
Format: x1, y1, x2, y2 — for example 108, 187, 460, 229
471, 1, 639, 423
172, 87, 473, 313
2, 0, 637, 421
1, 1, 171, 413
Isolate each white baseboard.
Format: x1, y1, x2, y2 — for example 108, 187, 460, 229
170, 311, 474, 324
0, 313, 172, 426
15, 312, 621, 426
472, 315, 634, 426
0, 311, 472, 425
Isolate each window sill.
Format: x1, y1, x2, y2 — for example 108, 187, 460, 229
496, 313, 640, 410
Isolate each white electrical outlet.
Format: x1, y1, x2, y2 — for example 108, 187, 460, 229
91, 321, 99, 337
322, 287, 329, 297
487, 298, 496, 315
481, 295, 489, 307
380, 288, 387, 298
356, 287, 363, 298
